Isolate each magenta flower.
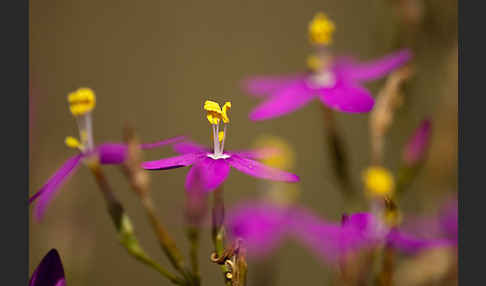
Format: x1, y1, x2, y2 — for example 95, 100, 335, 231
142, 101, 299, 192
226, 201, 444, 264
29, 249, 66, 286
243, 49, 412, 121
29, 88, 184, 220
402, 118, 432, 166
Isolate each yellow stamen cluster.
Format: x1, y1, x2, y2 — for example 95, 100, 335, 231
308, 12, 335, 45
68, 88, 96, 116
204, 100, 232, 124
306, 55, 323, 72
362, 166, 395, 197
65, 136, 83, 150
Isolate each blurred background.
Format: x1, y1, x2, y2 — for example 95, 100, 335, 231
30, 0, 457, 285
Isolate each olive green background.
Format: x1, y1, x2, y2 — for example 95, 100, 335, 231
30, 0, 457, 285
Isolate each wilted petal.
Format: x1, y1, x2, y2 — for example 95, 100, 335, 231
249, 80, 315, 121
402, 119, 432, 166
30, 155, 83, 221
318, 81, 374, 113
226, 202, 292, 257
242, 75, 304, 97
185, 157, 230, 192
173, 141, 210, 154
29, 249, 65, 286
142, 153, 205, 170
341, 49, 412, 82
227, 155, 299, 183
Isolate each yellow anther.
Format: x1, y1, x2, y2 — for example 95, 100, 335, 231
204, 100, 223, 125
221, 102, 231, 123
362, 166, 395, 197
218, 131, 225, 142
68, 88, 96, 116
308, 12, 335, 45
65, 136, 82, 150
307, 55, 323, 71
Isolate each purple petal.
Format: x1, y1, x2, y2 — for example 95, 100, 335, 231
439, 199, 458, 243
293, 211, 385, 264
97, 143, 127, 164
227, 155, 299, 183
242, 75, 305, 97
226, 202, 292, 257
173, 141, 210, 154
29, 249, 65, 286
402, 119, 432, 166
30, 155, 83, 221
228, 147, 281, 160
317, 81, 374, 113
185, 157, 230, 192
339, 49, 412, 82
142, 153, 205, 170
386, 228, 447, 254
248, 80, 315, 121
140, 136, 186, 150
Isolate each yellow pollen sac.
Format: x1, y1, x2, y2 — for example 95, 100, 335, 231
221, 102, 231, 123
308, 12, 335, 45
204, 100, 223, 124
68, 88, 96, 116
362, 166, 395, 197
306, 55, 323, 72
218, 131, 225, 142
65, 136, 83, 150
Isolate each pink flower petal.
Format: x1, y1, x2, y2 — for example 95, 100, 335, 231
402, 119, 432, 166
142, 153, 205, 170
226, 155, 299, 182
318, 81, 374, 113
226, 202, 292, 258
30, 154, 83, 221
185, 157, 230, 192
173, 140, 210, 154
140, 136, 186, 150
338, 49, 412, 82
97, 143, 127, 164
249, 80, 315, 121
242, 74, 305, 97
229, 147, 281, 160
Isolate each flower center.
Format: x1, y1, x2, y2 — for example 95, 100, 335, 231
204, 100, 232, 158
65, 88, 96, 153
306, 70, 336, 89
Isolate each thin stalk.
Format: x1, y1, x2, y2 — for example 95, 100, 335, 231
187, 225, 201, 285
87, 162, 183, 285
321, 106, 354, 198
211, 186, 232, 286
120, 127, 191, 283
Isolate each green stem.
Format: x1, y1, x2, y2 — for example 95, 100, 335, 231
187, 226, 201, 285
211, 186, 232, 286
87, 162, 183, 285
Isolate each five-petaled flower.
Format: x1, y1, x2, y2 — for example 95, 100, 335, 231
29, 249, 66, 286
226, 201, 446, 263
142, 100, 300, 192
243, 12, 412, 121
29, 88, 184, 220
